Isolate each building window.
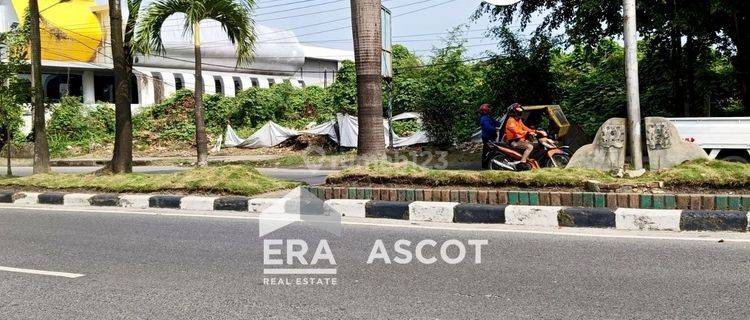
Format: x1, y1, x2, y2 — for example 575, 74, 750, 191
213, 76, 223, 95
298, 80, 306, 88
94, 75, 114, 103
44, 74, 83, 101
152, 73, 164, 103
251, 78, 259, 88
174, 74, 184, 90
267, 78, 275, 87
233, 77, 242, 93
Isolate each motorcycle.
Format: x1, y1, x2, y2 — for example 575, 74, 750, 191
483, 105, 572, 171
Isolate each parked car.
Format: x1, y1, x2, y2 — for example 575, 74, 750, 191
668, 117, 750, 163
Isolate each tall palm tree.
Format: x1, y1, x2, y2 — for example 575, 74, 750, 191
135, 0, 255, 167
350, 0, 386, 163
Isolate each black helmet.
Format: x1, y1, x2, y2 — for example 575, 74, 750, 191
509, 103, 524, 116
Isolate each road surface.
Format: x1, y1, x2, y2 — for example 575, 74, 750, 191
9, 166, 335, 185
0, 205, 748, 319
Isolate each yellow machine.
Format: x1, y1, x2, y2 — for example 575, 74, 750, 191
11, 0, 103, 62
519, 105, 571, 138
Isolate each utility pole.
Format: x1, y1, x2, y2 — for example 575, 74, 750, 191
623, 0, 643, 170
29, 0, 50, 173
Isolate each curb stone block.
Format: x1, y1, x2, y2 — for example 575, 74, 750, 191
727, 196, 741, 210
63, 194, 95, 206
39, 193, 65, 205
560, 193, 572, 206
488, 190, 498, 205
571, 193, 583, 207
497, 191, 508, 205
616, 193, 629, 208
615, 209, 682, 231
397, 189, 406, 202
409, 201, 457, 223
119, 195, 151, 209
249, 198, 282, 213
652, 195, 665, 209
640, 194, 653, 209
550, 192, 562, 206
325, 199, 369, 218
606, 193, 618, 208
357, 188, 366, 200
214, 196, 250, 212
742, 196, 750, 210
528, 192, 540, 205
415, 189, 424, 201
150, 196, 183, 209
676, 194, 690, 209
389, 189, 398, 201
180, 196, 218, 211
439, 190, 449, 202
559, 208, 616, 228
0, 192, 14, 203
680, 210, 748, 232
90, 194, 120, 207
477, 191, 488, 204
405, 189, 415, 202
519, 192, 530, 205
505, 205, 562, 227
324, 188, 333, 200
450, 190, 459, 202
539, 192, 551, 206
690, 195, 702, 210
453, 204, 505, 224
582, 192, 594, 207
594, 193, 606, 208
702, 195, 715, 210
467, 190, 477, 204
508, 191, 520, 205
13, 192, 40, 205
664, 195, 676, 209
715, 196, 728, 210
628, 194, 639, 208
348, 188, 357, 199
459, 190, 468, 203
365, 201, 410, 220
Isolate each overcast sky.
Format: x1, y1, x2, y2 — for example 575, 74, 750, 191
95, 0, 535, 60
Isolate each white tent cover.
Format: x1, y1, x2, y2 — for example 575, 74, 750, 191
222, 113, 432, 149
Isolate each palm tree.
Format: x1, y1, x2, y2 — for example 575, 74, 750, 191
29, 0, 51, 173
108, 0, 143, 173
135, 0, 255, 167
350, 0, 386, 163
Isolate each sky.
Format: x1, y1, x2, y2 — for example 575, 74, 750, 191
94, 0, 537, 60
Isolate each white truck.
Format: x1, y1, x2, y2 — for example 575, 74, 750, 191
668, 117, 750, 163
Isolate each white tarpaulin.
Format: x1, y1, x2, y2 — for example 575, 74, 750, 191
224, 122, 299, 149
222, 112, 433, 149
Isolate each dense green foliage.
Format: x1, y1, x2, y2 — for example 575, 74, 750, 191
0, 27, 29, 157
47, 96, 115, 156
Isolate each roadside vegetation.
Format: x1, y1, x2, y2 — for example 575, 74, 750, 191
328, 159, 750, 190
0, 165, 298, 196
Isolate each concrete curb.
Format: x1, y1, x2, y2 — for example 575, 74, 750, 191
1, 191, 748, 232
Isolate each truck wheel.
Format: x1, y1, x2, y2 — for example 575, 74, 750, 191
720, 156, 749, 163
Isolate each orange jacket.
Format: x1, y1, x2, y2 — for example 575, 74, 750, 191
504, 116, 535, 142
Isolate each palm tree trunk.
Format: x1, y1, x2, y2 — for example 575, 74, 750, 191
29, 0, 50, 174
193, 22, 209, 167
109, 0, 134, 173
350, 0, 386, 164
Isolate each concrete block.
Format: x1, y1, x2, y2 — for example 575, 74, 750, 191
365, 201, 410, 220
325, 199, 369, 218
119, 195, 151, 209
249, 198, 284, 213
180, 196, 218, 211
150, 195, 183, 209
213, 196, 250, 212
63, 194, 95, 206
567, 118, 626, 171
38, 193, 65, 205
14, 192, 40, 205
615, 209, 682, 231
505, 205, 563, 227
675, 194, 690, 209
559, 208, 616, 228
453, 204, 505, 224
90, 194, 121, 207
645, 117, 708, 170
409, 201, 458, 223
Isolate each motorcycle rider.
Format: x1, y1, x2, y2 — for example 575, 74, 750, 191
479, 103, 500, 169
504, 103, 541, 165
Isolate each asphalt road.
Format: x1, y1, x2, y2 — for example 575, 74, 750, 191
9, 166, 334, 185
1, 206, 748, 319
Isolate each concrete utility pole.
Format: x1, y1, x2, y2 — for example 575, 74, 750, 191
623, 0, 643, 170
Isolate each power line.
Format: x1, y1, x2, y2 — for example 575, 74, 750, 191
394, 0, 454, 18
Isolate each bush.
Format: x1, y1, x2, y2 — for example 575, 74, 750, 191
47, 96, 114, 155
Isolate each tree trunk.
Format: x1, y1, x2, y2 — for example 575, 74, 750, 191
727, 9, 750, 115
193, 22, 209, 167
668, 0, 685, 116
683, 35, 697, 117
29, 0, 50, 174
350, 0, 386, 163
4, 128, 10, 177
108, 0, 133, 173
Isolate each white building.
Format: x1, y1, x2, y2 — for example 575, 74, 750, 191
0, 0, 353, 112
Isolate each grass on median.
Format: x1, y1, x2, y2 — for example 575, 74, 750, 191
327, 159, 750, 189
0, 165, 300, 196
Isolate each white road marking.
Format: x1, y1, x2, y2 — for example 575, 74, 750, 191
0, 266, 84, 278
2, 204, 750, 243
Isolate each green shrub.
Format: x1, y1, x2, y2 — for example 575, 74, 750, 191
47, 96, 114, 155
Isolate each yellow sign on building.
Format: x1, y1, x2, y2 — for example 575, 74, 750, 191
11, 0, 102, 62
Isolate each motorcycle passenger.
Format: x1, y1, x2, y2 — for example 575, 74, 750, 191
479, 103, 500, 169
504, 103, 539, 165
